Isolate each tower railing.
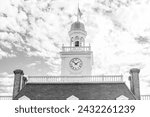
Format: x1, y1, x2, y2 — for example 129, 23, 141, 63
141, 95, 150, 100
27, 75, 123, 83
62, 46, 91, 52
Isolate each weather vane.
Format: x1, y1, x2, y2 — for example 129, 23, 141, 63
77, 0, 82, 22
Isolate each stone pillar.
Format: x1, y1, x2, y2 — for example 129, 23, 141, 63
22, 76, 27, 88
13, 69, 24, 99
129, 68, 140, 100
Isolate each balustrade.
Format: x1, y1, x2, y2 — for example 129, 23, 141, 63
141, 95, 150, 100
62, 46, 91, 52
0, 96, 12, 100
27, 75, 123, 83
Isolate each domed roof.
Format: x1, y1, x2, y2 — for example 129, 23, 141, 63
70, 21, 85, 31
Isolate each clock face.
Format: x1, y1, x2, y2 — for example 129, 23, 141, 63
69, 58, 82, 70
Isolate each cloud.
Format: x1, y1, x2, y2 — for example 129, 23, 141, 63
0, 72, 13, 78
113, 1, 150, 37
0, 0, 150, 95
135, 36, 150, 44
26, 62, 37, 68
26, 61, 41, 67
0, 48, 16, 59
0, 72, 13, 95
87, 1, 150, 96
0, 86, 13, 96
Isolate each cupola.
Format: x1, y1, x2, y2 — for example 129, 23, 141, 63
70, 21, 85, 31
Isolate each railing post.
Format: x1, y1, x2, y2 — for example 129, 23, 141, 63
89, 44, 91, 51
62, 44, 64, 51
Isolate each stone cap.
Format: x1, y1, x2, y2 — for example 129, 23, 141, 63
130, 68, 140, 74
13, 69, 24, 75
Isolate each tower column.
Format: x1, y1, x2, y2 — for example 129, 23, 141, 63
129, 68, 140, 100
13, 69, 24, 99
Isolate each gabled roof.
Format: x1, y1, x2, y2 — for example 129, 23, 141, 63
15, 83, 136, 100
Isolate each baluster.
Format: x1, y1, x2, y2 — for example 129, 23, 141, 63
117, 76, 118, 82
102, 76, 104, 82
93, 76, 95, 82
114, 76, 116, 82
94, 76, 96, 82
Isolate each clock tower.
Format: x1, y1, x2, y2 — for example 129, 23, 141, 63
60, 21, 93, 76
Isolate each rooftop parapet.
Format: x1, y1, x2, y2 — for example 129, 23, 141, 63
27, 75, 124, 84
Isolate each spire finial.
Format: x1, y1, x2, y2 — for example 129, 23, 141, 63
77, 1, 79, 22
77, 0, 82, 22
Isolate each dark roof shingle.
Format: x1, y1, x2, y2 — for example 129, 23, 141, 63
15, 83, 136, 100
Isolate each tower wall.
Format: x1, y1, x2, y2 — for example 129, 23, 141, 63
60, 52, 92, 76
60, 21, 93, 76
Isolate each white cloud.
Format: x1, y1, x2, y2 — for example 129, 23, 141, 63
0, 0, 150, 95
0, 48, 15, 59
26, 61, 40, 68
113, 1, 150, 37
0, 72, 14, 95
0, 72, 13, 78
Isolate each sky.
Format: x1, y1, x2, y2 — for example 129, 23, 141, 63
0, 0, 150, 96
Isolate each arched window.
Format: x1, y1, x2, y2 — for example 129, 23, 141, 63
75, 41, 79, 47
71, 37, 74, 42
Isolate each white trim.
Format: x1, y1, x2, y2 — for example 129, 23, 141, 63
116, 95, 129, 100
67, 95, 79, 100
18, 95, 30, 100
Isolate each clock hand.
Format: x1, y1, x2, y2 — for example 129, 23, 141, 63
72, 61, 76, 64
73, 60, 79, 65
73, 61, 78, 64
75, 62, 79, 65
